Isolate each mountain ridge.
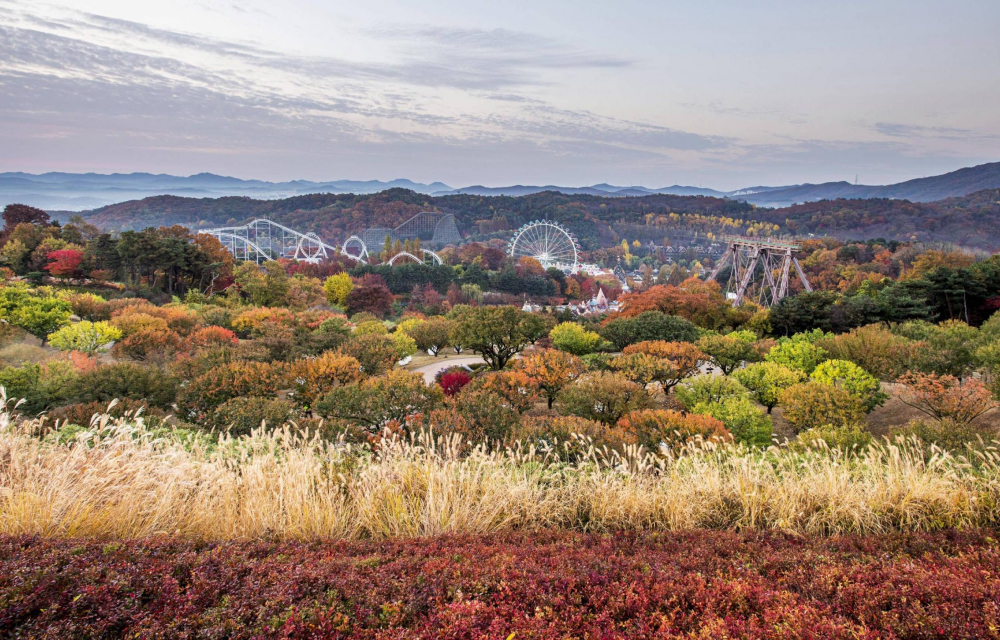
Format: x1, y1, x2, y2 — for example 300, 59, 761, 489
3, 161, 999, 211
47, 186, 1000, 252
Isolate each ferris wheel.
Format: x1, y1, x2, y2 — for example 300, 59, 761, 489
508, 220, 580, 272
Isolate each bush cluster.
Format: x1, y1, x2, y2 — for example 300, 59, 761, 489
3, 530, 999, 638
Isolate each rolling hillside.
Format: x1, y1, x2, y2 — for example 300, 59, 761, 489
53, 187, 1000, 252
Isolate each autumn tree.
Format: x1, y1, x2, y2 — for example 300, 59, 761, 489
816, 324, 920, 381
733, 362, 806, 413
674, 374, 750, 410
617, 409, 731, 450
558, 371, 652, 424
612, 278, 733, 329
431, 388, 521, 444
190, 326, 238, 348
316, 370, 443, 431
0, 284, 72, 341
233, 260, 289, 307
690, 396, 773, 446
896, 372, 998, 426
549, 322, 604, 356
179, 361, 289, 417
408, 317, 454, 356
516, 348, 586, 409
765, 334, 829, 374
289, 352, 364, 407
437, 368, 472, 397
1, 203, 49, 244
463, 370, 539, 413
345, 274, 394, 317
696, 333, 760, 375
46, 321, 121, 355
810, 359, 886, 412
338, 334, 400, 376
618, 340, 704, 392
45, 249, 84, 279
778, 382, 865, 434
450, 305, 536, 370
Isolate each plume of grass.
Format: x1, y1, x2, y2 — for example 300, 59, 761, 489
1, 399, 998, 540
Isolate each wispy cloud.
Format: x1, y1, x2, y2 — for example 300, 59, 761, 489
874, 122, 998, 141
0, 3, 721, 167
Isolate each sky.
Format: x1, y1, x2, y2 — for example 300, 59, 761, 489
1, 0, 999, 190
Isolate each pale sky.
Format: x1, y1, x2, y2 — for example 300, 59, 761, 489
1, 0, 998, 190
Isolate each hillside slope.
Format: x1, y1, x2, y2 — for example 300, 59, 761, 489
56, 187, 1000, 251
755, 189, 1000, 247
59, 190, 754, 251
738, 162, 1000, 207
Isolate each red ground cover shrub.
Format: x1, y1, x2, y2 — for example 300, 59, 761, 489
437, 368, 472, 396
1, 530, 998, 638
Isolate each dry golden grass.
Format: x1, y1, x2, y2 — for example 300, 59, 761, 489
1, 400, 999, 540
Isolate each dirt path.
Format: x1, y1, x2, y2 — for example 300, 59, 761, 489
411, 355, 485, 383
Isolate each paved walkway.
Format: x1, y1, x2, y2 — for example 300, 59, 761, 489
412, 356, 485, 383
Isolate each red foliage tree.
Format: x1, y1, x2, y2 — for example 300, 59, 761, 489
346, 274, 394, 317
46, 249, 84, 279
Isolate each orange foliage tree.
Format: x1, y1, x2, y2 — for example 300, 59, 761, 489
612, 278, 734, 329
464, 370, 539, 413
617, 409, 731, 450
289, 353, 364, 407
231, 307, 296, 337
190, 326, 239, 348
110, 312, 169, 337
619, 340, 704, 391
180, 361, 289, 418
516, 348, 586, 409
109, 301, 201, 335
896, 372, 998, 426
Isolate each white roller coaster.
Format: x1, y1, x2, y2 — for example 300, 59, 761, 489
199, 218, 443, 266
199, 219, 365, 264
387, 249, 443, 266
341, 235, 368, 261
508, 220, 580, 272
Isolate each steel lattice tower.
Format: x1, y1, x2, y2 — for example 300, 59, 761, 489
707, 236, 812, 307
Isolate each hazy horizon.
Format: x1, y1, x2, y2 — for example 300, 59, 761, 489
2, 0, 998, 191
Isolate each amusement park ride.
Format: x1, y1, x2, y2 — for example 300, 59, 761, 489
202, 218, 804, 308
199, 218, 443, 266
201, 216, 584, 273
708, 236, 812, 307
507, 220, 581, 273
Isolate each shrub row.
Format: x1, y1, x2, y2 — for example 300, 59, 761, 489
2, 529, 998, 638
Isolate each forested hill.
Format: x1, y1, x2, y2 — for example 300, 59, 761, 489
54, 187, 1000, 251
754, 188, 1000, 248
733, 161, 1000, 207
56, 190, 756, 251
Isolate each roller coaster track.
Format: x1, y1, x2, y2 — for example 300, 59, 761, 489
199, 218, 442, 266
387, 250, 443, 266
199, 219, 364, 264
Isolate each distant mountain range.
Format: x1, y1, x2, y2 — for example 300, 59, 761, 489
434, 162, 1000, 206
436, 184, 726, 198
2, 161, 999, 211
0, 172, 451, 211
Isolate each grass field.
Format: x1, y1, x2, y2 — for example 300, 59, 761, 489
4, 407, 1000, 540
